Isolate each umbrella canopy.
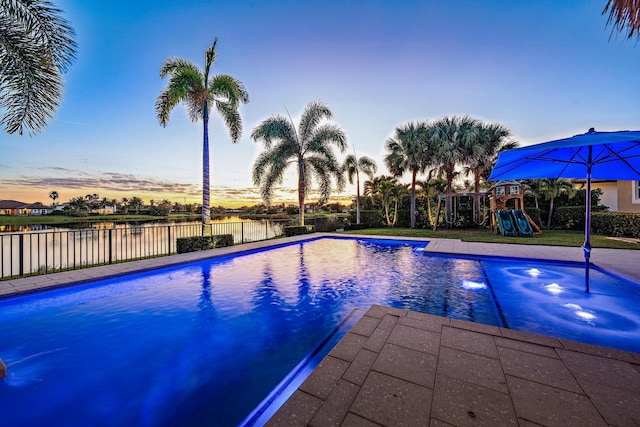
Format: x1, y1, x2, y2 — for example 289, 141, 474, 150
488, 128, 640, 292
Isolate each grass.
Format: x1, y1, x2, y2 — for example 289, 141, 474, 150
343, 228, 640, 250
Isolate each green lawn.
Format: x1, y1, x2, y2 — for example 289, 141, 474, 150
343, 228, 640, 250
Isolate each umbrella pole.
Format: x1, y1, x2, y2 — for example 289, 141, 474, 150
583, 165, 592, 293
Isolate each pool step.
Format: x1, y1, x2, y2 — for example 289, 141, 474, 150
0, 358, 6, 379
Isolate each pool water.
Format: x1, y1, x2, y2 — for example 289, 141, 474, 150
0, 237, 638, 426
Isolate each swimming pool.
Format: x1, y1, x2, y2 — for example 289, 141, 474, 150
1, 237, 639, 426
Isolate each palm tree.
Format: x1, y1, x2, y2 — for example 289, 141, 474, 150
541, 178, 576, 229
465, 122, 517, 224
251, 101, 347, 226
343, 150, 377, 225
385, 121, 432, 228
429, 116, 482, 228
0, 0, 77, 135
49, 191, 59, 207
128, 196, 143, 214
368, 176, 406, 227
156, 38, 249, 235
522, 179, 546, 227
604, 0, 640, 40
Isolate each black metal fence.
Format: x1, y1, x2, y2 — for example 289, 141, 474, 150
0, 220, 292, 279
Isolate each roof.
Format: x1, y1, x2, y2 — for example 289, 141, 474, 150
0, 200, 28, 209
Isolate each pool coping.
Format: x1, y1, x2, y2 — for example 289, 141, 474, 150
1, 232, 639, 299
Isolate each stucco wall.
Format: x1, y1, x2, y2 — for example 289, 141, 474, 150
617, 180, 640, 213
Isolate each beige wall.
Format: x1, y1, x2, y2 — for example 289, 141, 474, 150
617, 180, 640, 213
593, 181, 619, 211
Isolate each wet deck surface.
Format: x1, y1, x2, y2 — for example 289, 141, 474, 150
267, 304, 640, 426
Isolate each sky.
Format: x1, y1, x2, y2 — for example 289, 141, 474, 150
1, 0, 639, 208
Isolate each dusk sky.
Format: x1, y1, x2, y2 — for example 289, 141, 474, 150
1, 0, 638, 207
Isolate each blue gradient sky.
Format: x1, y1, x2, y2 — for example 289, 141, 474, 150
1, 0, 638, 207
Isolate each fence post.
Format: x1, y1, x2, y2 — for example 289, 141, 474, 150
167, 225, 171, 254
18, 234, 24, 277
108, 229, 113, 264
241, 222, 244, 244
265, 221, 268, 240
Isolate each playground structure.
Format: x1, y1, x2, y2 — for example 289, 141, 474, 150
432, 191, 491, 231
488, 181, 541, 236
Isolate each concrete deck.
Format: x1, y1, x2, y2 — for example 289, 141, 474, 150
267, 305, 640, 426
1, 233, 639, 426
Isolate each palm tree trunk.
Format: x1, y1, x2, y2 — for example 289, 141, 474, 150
445, 170, 454, 229
356, 170, 361, 225
410, 169, 417, 228
546, 197, 555, 229
298, 160, 305, 226
202, 101, 211, 236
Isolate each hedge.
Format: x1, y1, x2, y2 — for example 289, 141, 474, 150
176, 234, 234, 254
591, 212, 640, 238
284, 225, 315, 237
349, 210, 385, 228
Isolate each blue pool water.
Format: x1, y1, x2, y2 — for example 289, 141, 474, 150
1, 237, 639, 426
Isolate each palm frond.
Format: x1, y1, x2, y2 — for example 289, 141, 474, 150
298, 100, 332, 143
159, 57, 201, 79
307, 123, 347, 153
203, 38, 217, 82
251, 115, 297, 149
209, 74, 249, 105
604, 0, 640, 39
214, 100, 243, 142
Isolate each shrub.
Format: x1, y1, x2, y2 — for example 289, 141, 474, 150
176, 234, 234, 254
591, 212, 640, 238
350, 210, 384, 228
304, 215, 347, 231
284, 225, 315, 237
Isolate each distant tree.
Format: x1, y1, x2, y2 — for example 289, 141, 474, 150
385, 121, 431, 228
49, 191, 59, 206
429, 116, 482, 229
604, 0, 640, 40
156, 38, 249, 235
541, 178, 576, 229
343, 150, 377, 225
128, 196, 143, 214
251, 101, 347, 226
0, 0, 77, 135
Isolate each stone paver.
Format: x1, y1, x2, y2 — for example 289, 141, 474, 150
267, 304, 640, 427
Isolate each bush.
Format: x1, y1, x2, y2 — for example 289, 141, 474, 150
350, 210, 384, 228
304, 215, 347, 232
591, 212, 640, 238
176, 234, 234, 254
284, 225, 315, 237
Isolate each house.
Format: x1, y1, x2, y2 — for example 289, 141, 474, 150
0, 200, 53, 215
574, 180, 640, 213
85, 199, 117, 215
0, 200, 28, 215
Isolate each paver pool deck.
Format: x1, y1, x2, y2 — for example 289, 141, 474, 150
1, 233, 639, 426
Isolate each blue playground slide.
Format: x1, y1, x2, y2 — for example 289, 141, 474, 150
512, 209, 534, 237
495, 209, 518, 237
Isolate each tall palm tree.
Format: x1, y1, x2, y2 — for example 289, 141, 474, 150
604, 0, 640, 40
367, 176, 406, 227
429, 116, 482, 229
0, 0, 77, 135
343, 150, 377, 225
252, 101, 347, 226
541, 178, 576, 229
465, 122, 517, 224
385, 121, 432, 228
156, 38, 249, 234
49, 190, 59, 207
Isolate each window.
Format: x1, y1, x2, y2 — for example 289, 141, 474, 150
509, 186, 520, 195
634, 181, 640, 203
496, 186, 505, 196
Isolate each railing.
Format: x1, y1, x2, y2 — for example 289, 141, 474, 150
0, 220, 293, 279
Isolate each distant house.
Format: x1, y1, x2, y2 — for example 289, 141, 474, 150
574, 180, 640, 213
85, 199, 117, 215
0, 200, 54, 215
23, 203, 53, 216
0, 200, 28, 215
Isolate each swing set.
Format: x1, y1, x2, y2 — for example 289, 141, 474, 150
432, 191, 491, 231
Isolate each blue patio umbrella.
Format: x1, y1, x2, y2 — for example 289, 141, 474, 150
488, 128, 640, 292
